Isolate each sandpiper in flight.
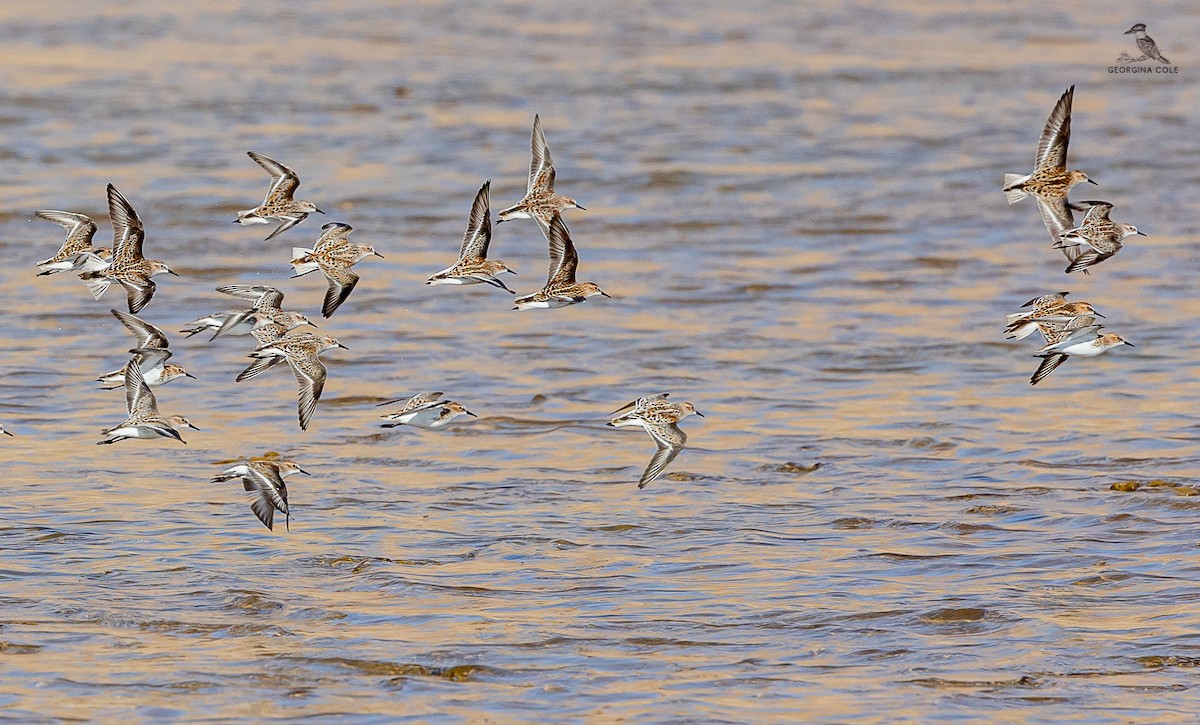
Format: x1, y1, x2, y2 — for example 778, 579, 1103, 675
291, 222, 383, 318
427, 180, 516, 292
1003, 86, 1098, 263
80, 185, 178, 314
1053, 201, 1145, 274
1004, 293, 1104, 340
234, 151, 324, 240
33, 210, 109, 276
98, 359, 198, 444
608, 394, 703, 489
98, 309, 195, 389
513, 214, 609, 310
214, 458, 309, 531
378, 392, 477, 430
1030, 330, 1134, 386
243, 332, 347, 430
497, 115, 585, 235
182, 284, 313, 340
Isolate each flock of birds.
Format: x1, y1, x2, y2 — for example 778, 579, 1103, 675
14, 115, 702, 530
1001, 86, 1139, 385
4, 89, 1155, 525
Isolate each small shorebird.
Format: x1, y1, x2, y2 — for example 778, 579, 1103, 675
80, 185, 177, 314
182, 284, 314, 341
98, 359, 198, 444
1054, 201, 1144, 274
214, 458, 309, 531
1005, 293, 1103, 340
513, 214, 609, 310
34, 210, 109, 276
497, 115, 585, 234
1030, 330, 1134, 386
378, 392, 477, 430
234, 151, 323, 240
291, 222, 383, 318
427, 180, 516, 292
98, 309, 194, 389
1124, 24, 1170, 64
608, 395, 703, 488
243, 332, 347, 430
1003, 86, 1098, 258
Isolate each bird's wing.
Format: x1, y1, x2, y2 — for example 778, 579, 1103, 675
111, 308, 170, 348
244, 464, 290, 531
130, 347, 173, 371
107, 184, 145, 262
1035, 197, 1082, 263
1036, 85, 1073, 169
1064, 251, 1106, 274
638, 422, 687, 488
1078, 201, 1114, 224
528, 114, 556, 193
1030, 353, 1068, 386
405, 391, 445, 411
248, 151, 301, 202
264, 215, 306, 241
37, 210, 97, 255
119, 277, 157, 315
1039, 327, 1101, 354
235, 354, 286, 382
217, 284, 285, 309
321, 265, 359, 318
458, 180, 493, 259
609, 393, 670, 416
291, 356, 327, 431
36, 210, 93, 233
545, 214, 578, 287
124, 359, 158, 416
1019, 292, 1068, 309
210, 308, 257, 341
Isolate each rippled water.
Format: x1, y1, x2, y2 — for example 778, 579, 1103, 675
2, 1, 1200, 720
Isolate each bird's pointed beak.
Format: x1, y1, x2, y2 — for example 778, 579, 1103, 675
2, 430, 13, 436
297, 468, 311, 476
337, 343, 349, 349
168, 270, 180, 276
185, 372, 197, 379
508, 269, 517, 275
605, 421, 615, 427
600, 291, 612, 298
374, 251, 385, 258
1124, 28, 1135, 34
495, 218, 507, 224
464, 410, 478, 418
1124, 341, 1135, 347
575, 203, 587, 210
188, 423, 200, 430
1136, 230, 1148, 236
1093, 311, 1106, 318
1087, 179, 1099, 185
315, 208, 326, 214
694, 411, 705, 417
